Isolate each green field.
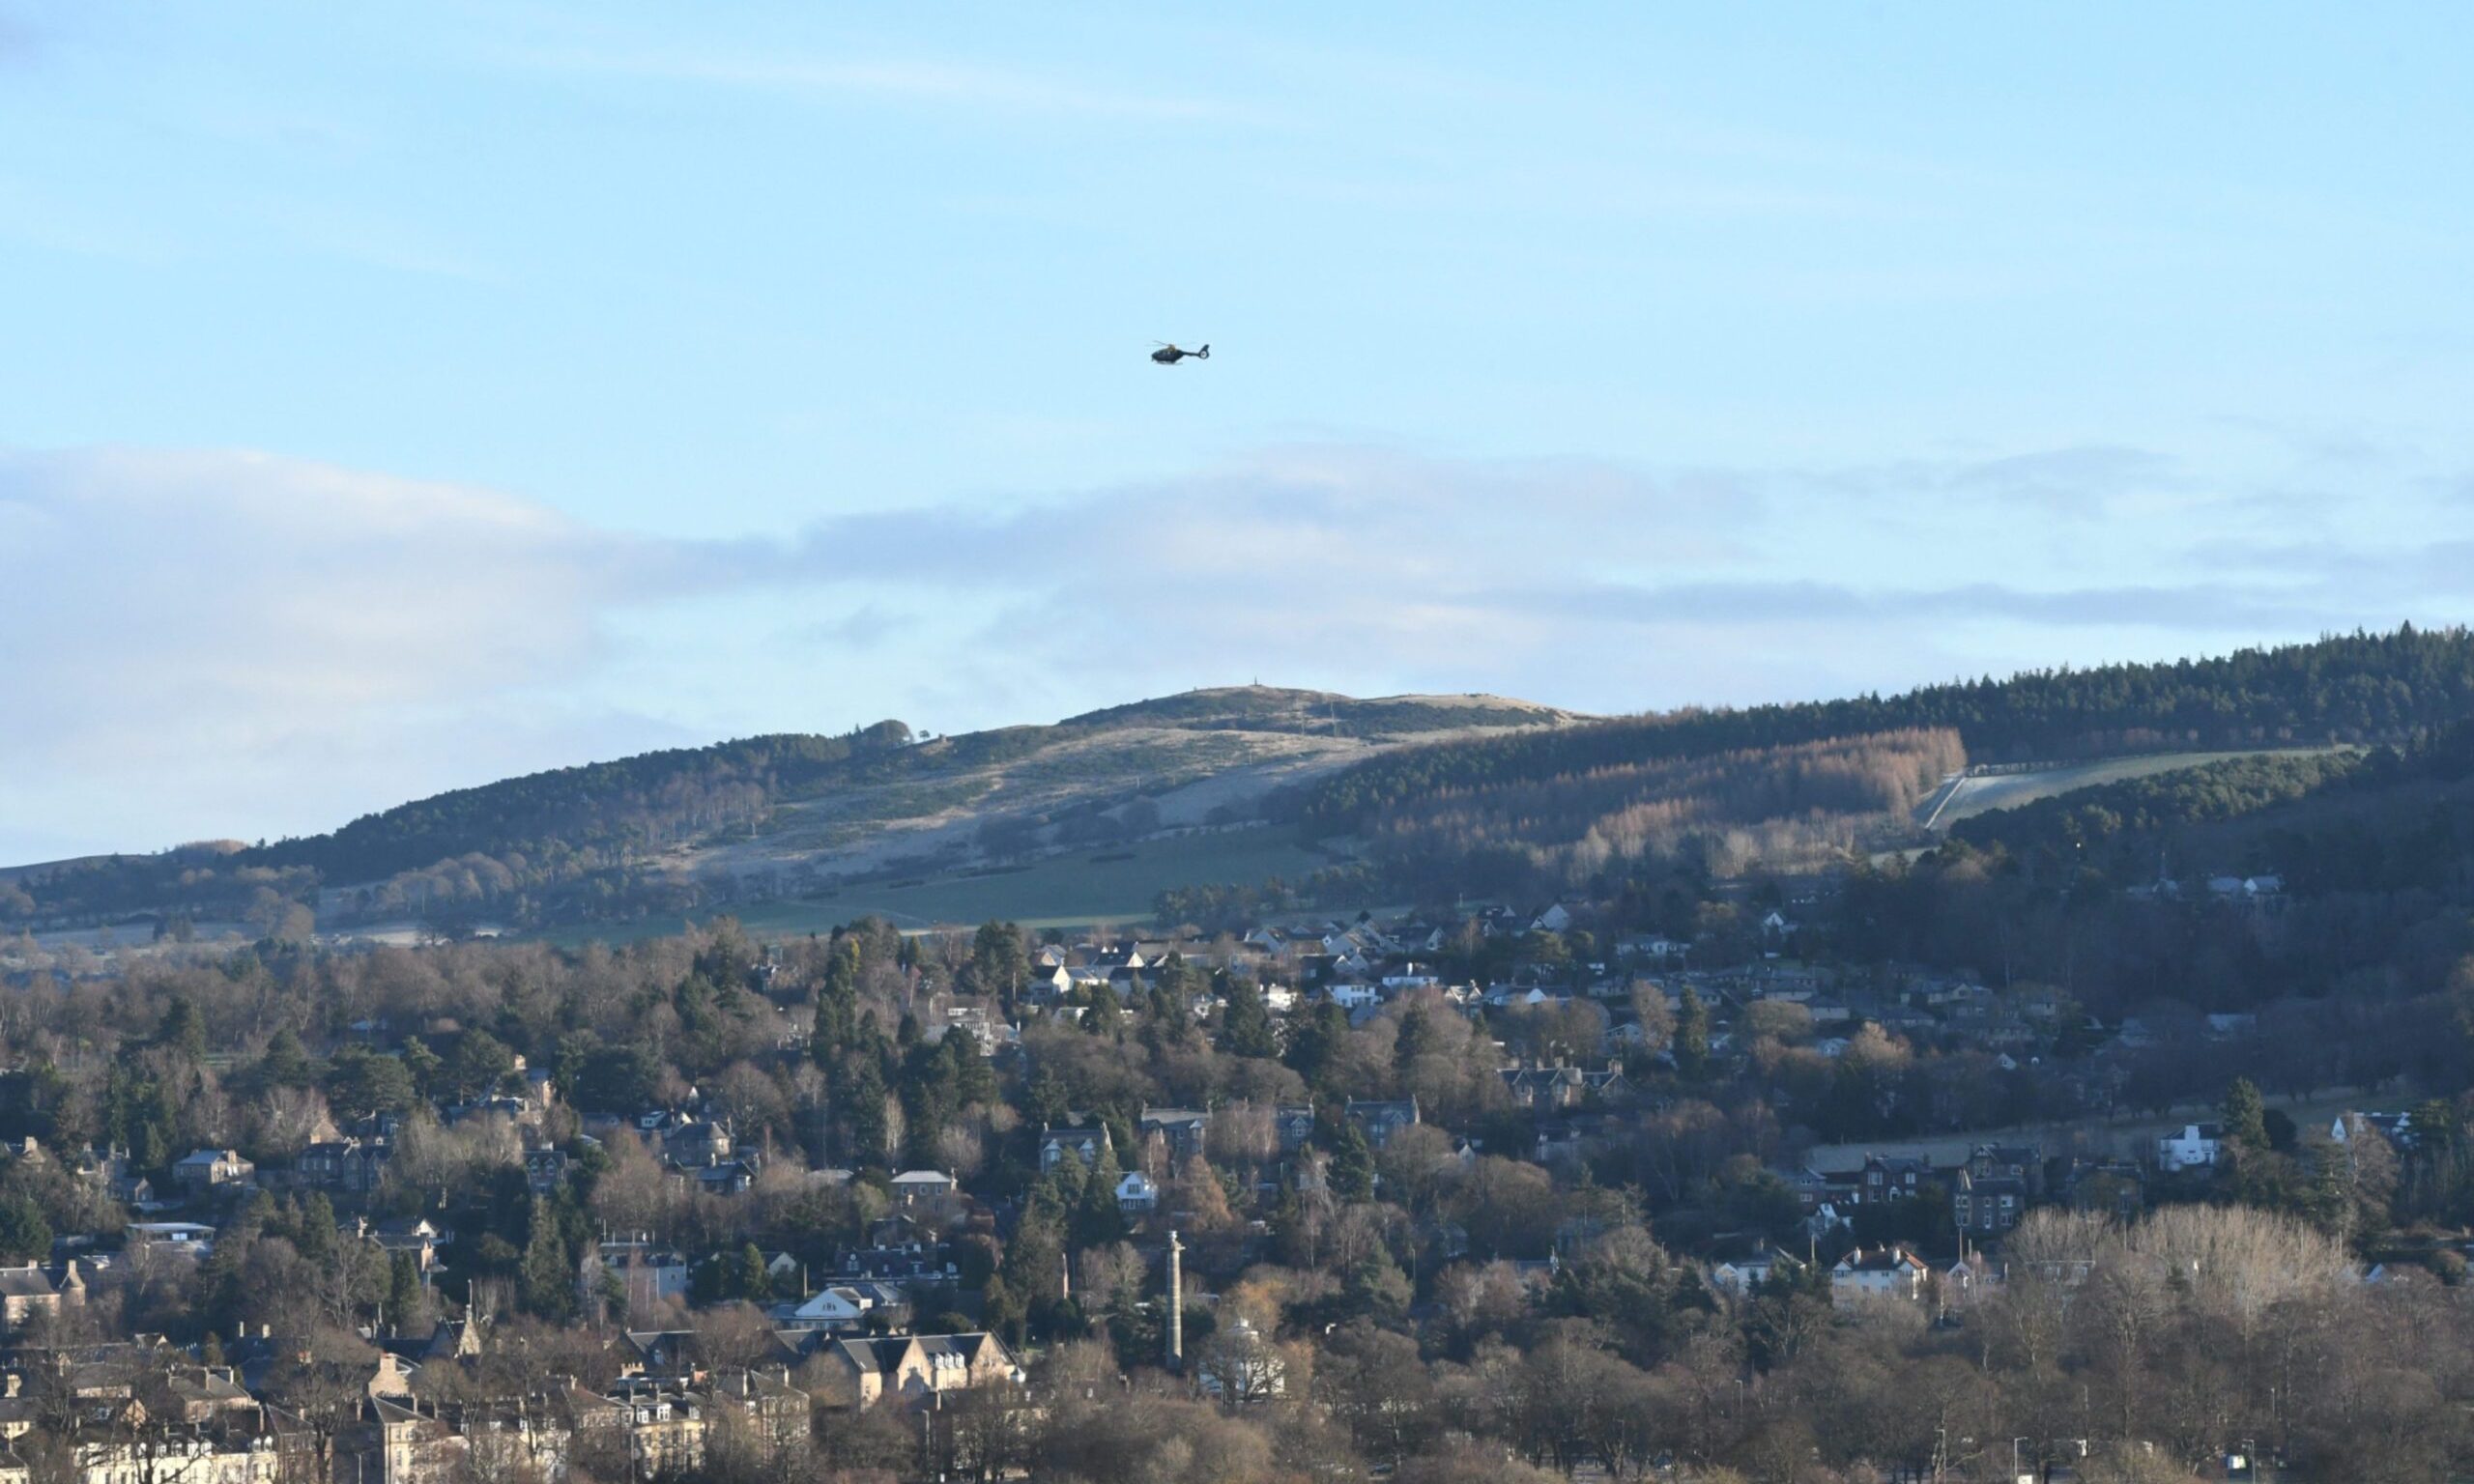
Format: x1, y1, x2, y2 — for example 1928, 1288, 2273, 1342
539, 826, 1341, 946
1919, 747, 2342, 829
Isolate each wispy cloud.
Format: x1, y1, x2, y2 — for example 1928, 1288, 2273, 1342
1825, 444, 2182, 516
531, 47, 1247, 123
5, 438, 2468, 859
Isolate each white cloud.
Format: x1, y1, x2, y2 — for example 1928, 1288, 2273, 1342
0, 447, 735, 854
3, 438, 2463, 861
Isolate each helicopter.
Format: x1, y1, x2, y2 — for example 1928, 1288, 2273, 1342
1151, 341, 1210, 364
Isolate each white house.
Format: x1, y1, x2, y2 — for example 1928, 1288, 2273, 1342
1116, 1172, 1159, 1213
1710, 1249, 1797, 1297
1328, 983, 1380, 1012
1829, 1246, 1929, 1304
1531, 904, 1574, 933
781, 1286, 868, 1330
2156, 1123, 2225, 1173
777, 1282, 905, 1332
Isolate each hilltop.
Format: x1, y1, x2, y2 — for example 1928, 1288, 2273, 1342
1, 687, 1576, 939
16, 627, 2474, 943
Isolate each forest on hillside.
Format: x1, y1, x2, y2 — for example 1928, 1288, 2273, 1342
1826, 726, 2474, 1019
1364, 729, 1965, 894
0, 724, 916, 931
20, 628, 2474, 938
1304, 626, 2474, 831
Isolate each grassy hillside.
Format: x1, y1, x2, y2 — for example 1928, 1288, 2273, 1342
538, 825, 1342, 943
4, 687, 1565, 935
1921, 748, 2346, 829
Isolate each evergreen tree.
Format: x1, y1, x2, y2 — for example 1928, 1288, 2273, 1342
1219, 977, 1279, 1059
1330, 1121, 1376, 1203
970, 921, 1028, 1000
1394, 1003, 1434, 1075
295, 1193, 337, 1266
0, 1193, 49, 1264
155, 997, 209, 1064
1083, 983, 1122, 1037
1284, 1002, 1352, 1094
519, 1197, 576, 1321
1345, 1241, 1412, 1322
400, 1038, 446, 1100
2224, 1077, 2270, 1154
385, 1250, 423, 1331
983, 1272, 1025, 1347
256, 1028, 316, 1090
731, 1242, 771, 1300
1076, 1142, 1126, 1247
1675, 986, 1712, 1077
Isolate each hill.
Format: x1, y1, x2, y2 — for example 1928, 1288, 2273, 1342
19, 628, 2474, 942
1302, 625, 2474, 827
1286, 626, 2474, 897
0, 687, 1572, 937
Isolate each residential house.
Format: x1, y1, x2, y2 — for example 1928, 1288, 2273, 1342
2058, 1157, 2145, 1220
817, 1332, 1022, 1411
1343, 1098, 1420, 1151
1951, 1144, 2042, 1239
1770, 1166, 1833, 1214
172, 1149, 255, 1195
524, 1146, 572, 1195
705, 1367, 811, 1447
832, 1242, 958, 1284
0, 1264, 77, 1333
604, 1377, 707, 1476
687, 1158, 761, 1196
70, 1146, 153, 1208
2156, 1123, 2225, 1173
295, 1139, 389, 1195
1580, 1064, 1635, 1102
1951, 1166, 2028, 1239
1710, 1249, 1801, 1297
775, 1281, 908, 1334
2333, 1111, 2414, 1149
1856, 1154, 1937, 1206
1039, 1126, 1112, 1172
1327, 982, 1380, 1012
1830, 1245, 1931, 1304
1116, 1172, 1160, 1214
888, 1169, 960, 1211
345, 1214, 452, 1274
599, 1241, 692, 1316
1501, 1064, 1588, 1111
126, 1221, 219, 1256
1138, 1108, 1212, 1164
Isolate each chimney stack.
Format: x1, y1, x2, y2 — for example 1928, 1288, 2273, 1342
1165, 1230, 1184, 1369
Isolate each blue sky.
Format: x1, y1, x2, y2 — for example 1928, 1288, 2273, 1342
4, 2, 2473, 860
